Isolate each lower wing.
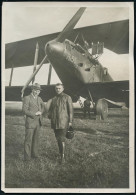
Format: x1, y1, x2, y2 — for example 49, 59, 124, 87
5, 85, 78, 102
5, 80, 129, 115
78, 80, 129, 107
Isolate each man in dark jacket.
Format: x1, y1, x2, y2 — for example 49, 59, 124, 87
22, 83, 45, 161
47, 83, 73, 164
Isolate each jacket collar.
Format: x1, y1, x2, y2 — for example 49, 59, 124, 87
31, 93, 38, 99
30, 94, 40, 108
56, 92, 64, 97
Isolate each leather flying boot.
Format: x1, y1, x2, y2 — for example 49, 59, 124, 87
61, 142, 65, 164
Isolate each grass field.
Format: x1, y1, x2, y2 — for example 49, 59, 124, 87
5, 108, 129, 188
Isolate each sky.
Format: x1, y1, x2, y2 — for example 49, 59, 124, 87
3, 2, 133, 86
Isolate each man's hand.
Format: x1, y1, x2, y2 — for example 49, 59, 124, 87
35, 111, 42, 116
69, 122, 72, 127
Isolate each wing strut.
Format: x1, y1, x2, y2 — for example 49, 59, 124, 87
9, 64, 14, 86
87, 89, 94, 106
32, 42, 39, 84
47, 64, 52, 85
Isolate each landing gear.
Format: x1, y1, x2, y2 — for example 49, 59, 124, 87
86, 89, 108, 120
95, 99, 108, 120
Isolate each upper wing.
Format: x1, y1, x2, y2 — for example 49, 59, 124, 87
5, 20, 129, 69
72, 20, 129, 54
5, 33, 59, 69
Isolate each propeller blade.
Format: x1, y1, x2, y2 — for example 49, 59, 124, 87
21, 55, 47, 97
56, 7, 86, 42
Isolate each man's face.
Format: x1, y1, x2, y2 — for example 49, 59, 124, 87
55, 85, 64, 95
32, 89, 40, 97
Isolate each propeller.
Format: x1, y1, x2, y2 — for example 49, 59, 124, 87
21, 55, 48, 97
21, 7, 86, 97
56, 7, 86, 42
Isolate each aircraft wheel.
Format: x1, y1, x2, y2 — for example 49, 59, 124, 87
95, 99, 108, 120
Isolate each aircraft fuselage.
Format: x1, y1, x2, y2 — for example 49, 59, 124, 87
45, 39, 113, 94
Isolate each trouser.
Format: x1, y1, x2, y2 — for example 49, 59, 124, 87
24, 123, 40, 160
84, 109, 90, 118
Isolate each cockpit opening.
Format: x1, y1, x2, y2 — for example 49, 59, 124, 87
75, 44, 85, 54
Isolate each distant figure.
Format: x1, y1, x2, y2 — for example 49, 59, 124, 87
46, 83, 73, 164
22, 83, 45, 161
84, 97, 91, 118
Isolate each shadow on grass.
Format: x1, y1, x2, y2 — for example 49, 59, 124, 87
76, 127, 129, 138
76, 128, 98, 135
108, 114, 129, 118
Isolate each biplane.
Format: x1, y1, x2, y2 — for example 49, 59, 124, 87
5, 7, 129, 119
